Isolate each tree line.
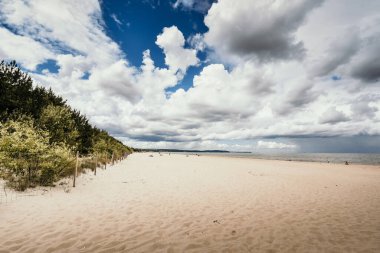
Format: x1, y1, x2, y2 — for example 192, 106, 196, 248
0, 60, 133, 190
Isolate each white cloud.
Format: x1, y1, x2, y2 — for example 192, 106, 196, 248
165, 62, 275, 125
319, 107, 350, 124
89, 60, 140, 103
350, 96, 379, 120
1, 0, 380, 152
0, 27, 54, 70
0, 0, 122, 68
188, 33, 206, 52
172, 0, 213, 13
55, 54, 92, 78
156, 26, 199, 73
257, 141, 297, 149
111, 13, 122, 26
173, 0, 194, 9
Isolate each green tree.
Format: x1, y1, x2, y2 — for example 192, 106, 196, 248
38, 105, 79, 150
0, 61, 65, 122
71, 109, 94, 154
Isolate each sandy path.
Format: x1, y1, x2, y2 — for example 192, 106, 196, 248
1, 153, 380, 252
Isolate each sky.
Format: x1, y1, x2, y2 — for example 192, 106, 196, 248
0, 0, 380, 153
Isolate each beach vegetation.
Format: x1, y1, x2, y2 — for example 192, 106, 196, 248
0, 60, 133, 190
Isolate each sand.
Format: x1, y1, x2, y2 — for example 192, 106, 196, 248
0, 153, 379, 252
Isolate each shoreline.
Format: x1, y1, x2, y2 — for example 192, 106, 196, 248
1, 153, 379, 252
202, 154, 380, 168
159, 151, 380, 166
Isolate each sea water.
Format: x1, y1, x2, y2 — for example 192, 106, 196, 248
188, 152, 380, 165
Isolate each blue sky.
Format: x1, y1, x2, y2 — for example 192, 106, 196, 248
0, 0, 379, 152
100, 0, 211, 92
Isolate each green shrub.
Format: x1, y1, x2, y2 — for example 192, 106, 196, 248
0, 119, 75, 190
0, 119, 49, 190
39, 168, 55, 186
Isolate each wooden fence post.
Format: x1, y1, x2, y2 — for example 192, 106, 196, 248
94, 154, 97, 176
111, 152, 114, 166
76, 151, 79, 177
73, 151, 79, 187
104, 153, 107, 170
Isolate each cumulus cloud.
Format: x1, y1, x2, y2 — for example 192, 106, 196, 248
156, 26, 199, 73
136, 49, 179, 102
89, 60, 140, 103
1, 0, 380, 152
166, 62, 275, 124
204, 0, 324, 63
319, 107, 350, 124
257, 141, 297, 149
55, 54, 92, 78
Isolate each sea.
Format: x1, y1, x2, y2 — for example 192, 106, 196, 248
175, 152, 380, 166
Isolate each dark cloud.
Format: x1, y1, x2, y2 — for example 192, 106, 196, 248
188, 104, 252, 122
310, 31, 360, 77
181, 123, 202, 129
129, 133, 201, 142
229, 32, 305, 62
351, 55, 380, 83
130, 135, 171, 142
126, 127, 202, 143
257, 136, 380, 153
273, 81, 319, 116
314, 31, 380, 82
293, 136, 380, 153
350, 35, 380, 82
205, 0, 324, 62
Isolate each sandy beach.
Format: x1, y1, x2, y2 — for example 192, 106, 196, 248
1, 153, 379, 252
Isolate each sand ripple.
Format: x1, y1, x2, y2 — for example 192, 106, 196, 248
1, 153, 380, 252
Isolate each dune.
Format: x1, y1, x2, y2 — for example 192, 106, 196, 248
1, 153, 379, 252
